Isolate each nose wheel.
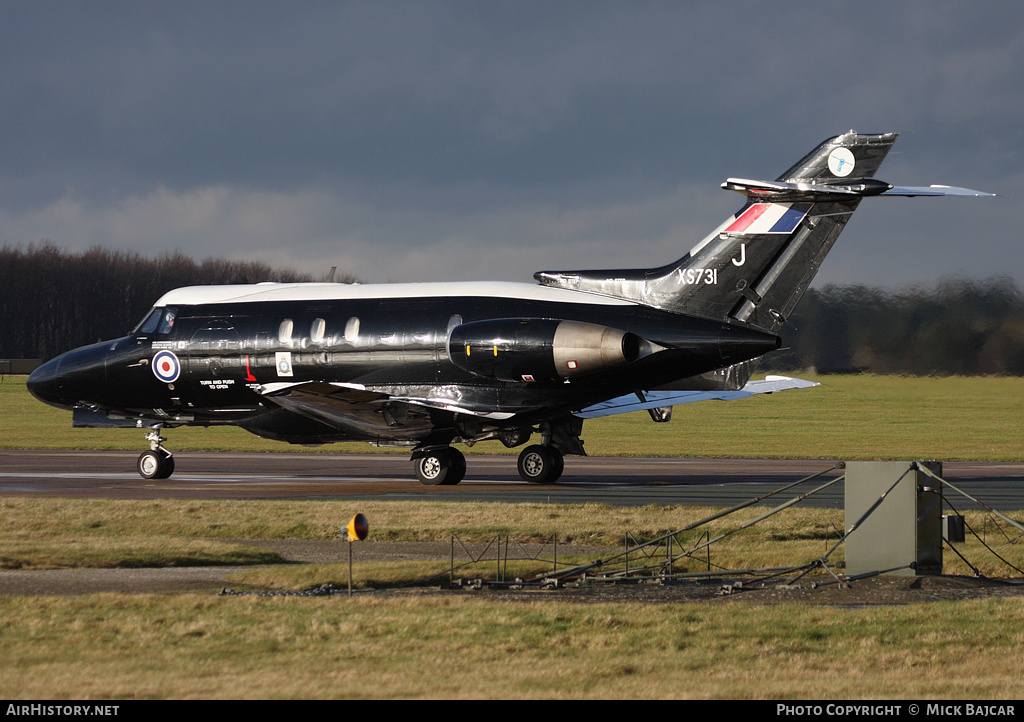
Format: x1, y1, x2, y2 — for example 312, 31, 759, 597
137, 427, 175, 479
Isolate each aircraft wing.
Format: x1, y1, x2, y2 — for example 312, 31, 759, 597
574, 375, 819, 419
258, 381, 515, 435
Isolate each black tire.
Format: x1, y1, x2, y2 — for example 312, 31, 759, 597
548, 446, 564, 483
137, 450, 173, 479
443, 448, 467, 485
414, 448, 466, 486
517, 445, 562, 484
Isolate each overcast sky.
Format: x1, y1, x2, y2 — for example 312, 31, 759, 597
1, 1, 1021, 289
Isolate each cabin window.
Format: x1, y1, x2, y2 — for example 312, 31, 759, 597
310, 318, 326, 343
278, 318, 294, 344
344, 317, 360, 342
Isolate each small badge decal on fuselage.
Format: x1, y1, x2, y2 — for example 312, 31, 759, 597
275, 351, 294, 377
152, 350, 181, 383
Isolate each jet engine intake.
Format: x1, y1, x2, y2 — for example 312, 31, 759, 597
448, 318, 643, 383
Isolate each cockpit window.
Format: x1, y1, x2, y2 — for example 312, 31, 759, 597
156, 308, 178, 335
134, 307, 179, 335
135, 308, 163, 335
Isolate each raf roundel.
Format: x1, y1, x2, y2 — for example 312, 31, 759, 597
152, 350, 181, 384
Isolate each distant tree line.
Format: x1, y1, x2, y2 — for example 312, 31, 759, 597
3, 244, 1023, 375
0, 244, 328, 360
767, 276, 1024, 376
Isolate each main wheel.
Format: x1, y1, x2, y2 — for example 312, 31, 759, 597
548, 446, 564, 481
517, 445, 563, 484
443, 448, 467, 485
137, 449, 174, 479
414, 448, 466, 486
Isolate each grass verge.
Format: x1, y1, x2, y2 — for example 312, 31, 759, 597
1, 499, 1023, 699
3, 498, 1022, 581
3, 374, 1024, 460
1, 593, 1023, 699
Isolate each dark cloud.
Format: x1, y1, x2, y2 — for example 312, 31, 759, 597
0, 1, 1020, 285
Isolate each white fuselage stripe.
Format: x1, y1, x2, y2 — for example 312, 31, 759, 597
154, 281, 638, 308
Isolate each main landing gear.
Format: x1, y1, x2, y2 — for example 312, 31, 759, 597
516, 444, 564, 484
412, 443, 565, 486
413, 446, 467, 486
137, 426, 174, 479
412, 418, 579, 486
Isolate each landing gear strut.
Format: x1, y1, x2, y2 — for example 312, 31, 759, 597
413, 447, 466, 486
137, 426, 174, 479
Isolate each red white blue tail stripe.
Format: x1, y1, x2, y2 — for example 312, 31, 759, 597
724, 202, 811, 235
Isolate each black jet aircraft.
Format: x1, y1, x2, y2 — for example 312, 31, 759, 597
27, 131, 990, 484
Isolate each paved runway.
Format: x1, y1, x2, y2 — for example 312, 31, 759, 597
2, 449, 1023, 509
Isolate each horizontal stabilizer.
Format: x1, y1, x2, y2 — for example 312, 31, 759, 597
723, 177, 873, 197
724, 178, 993, 199
881, 185, 995, 197
574, 375, 818, 419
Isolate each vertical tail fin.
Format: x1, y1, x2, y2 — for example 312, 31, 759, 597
710, 131, 901, 330
536, 131, 988, 331
536, 132, 900, 332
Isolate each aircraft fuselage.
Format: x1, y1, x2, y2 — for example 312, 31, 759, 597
29, 281, 779, 445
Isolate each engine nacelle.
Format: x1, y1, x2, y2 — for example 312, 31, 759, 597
448, 318, 642, 383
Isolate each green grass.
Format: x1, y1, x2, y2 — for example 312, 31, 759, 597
3, 373, 1024, 460
2, 594, 1023, 699
3, 497, 1022, 581
0, 498, 839, 569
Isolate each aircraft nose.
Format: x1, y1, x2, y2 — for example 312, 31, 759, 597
27, 356, 69, 409
26, 342, 109, 410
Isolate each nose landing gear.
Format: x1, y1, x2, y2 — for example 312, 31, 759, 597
137, 426, 175, 479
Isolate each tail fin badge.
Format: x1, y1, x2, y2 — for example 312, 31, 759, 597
828, 147, 856, 177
